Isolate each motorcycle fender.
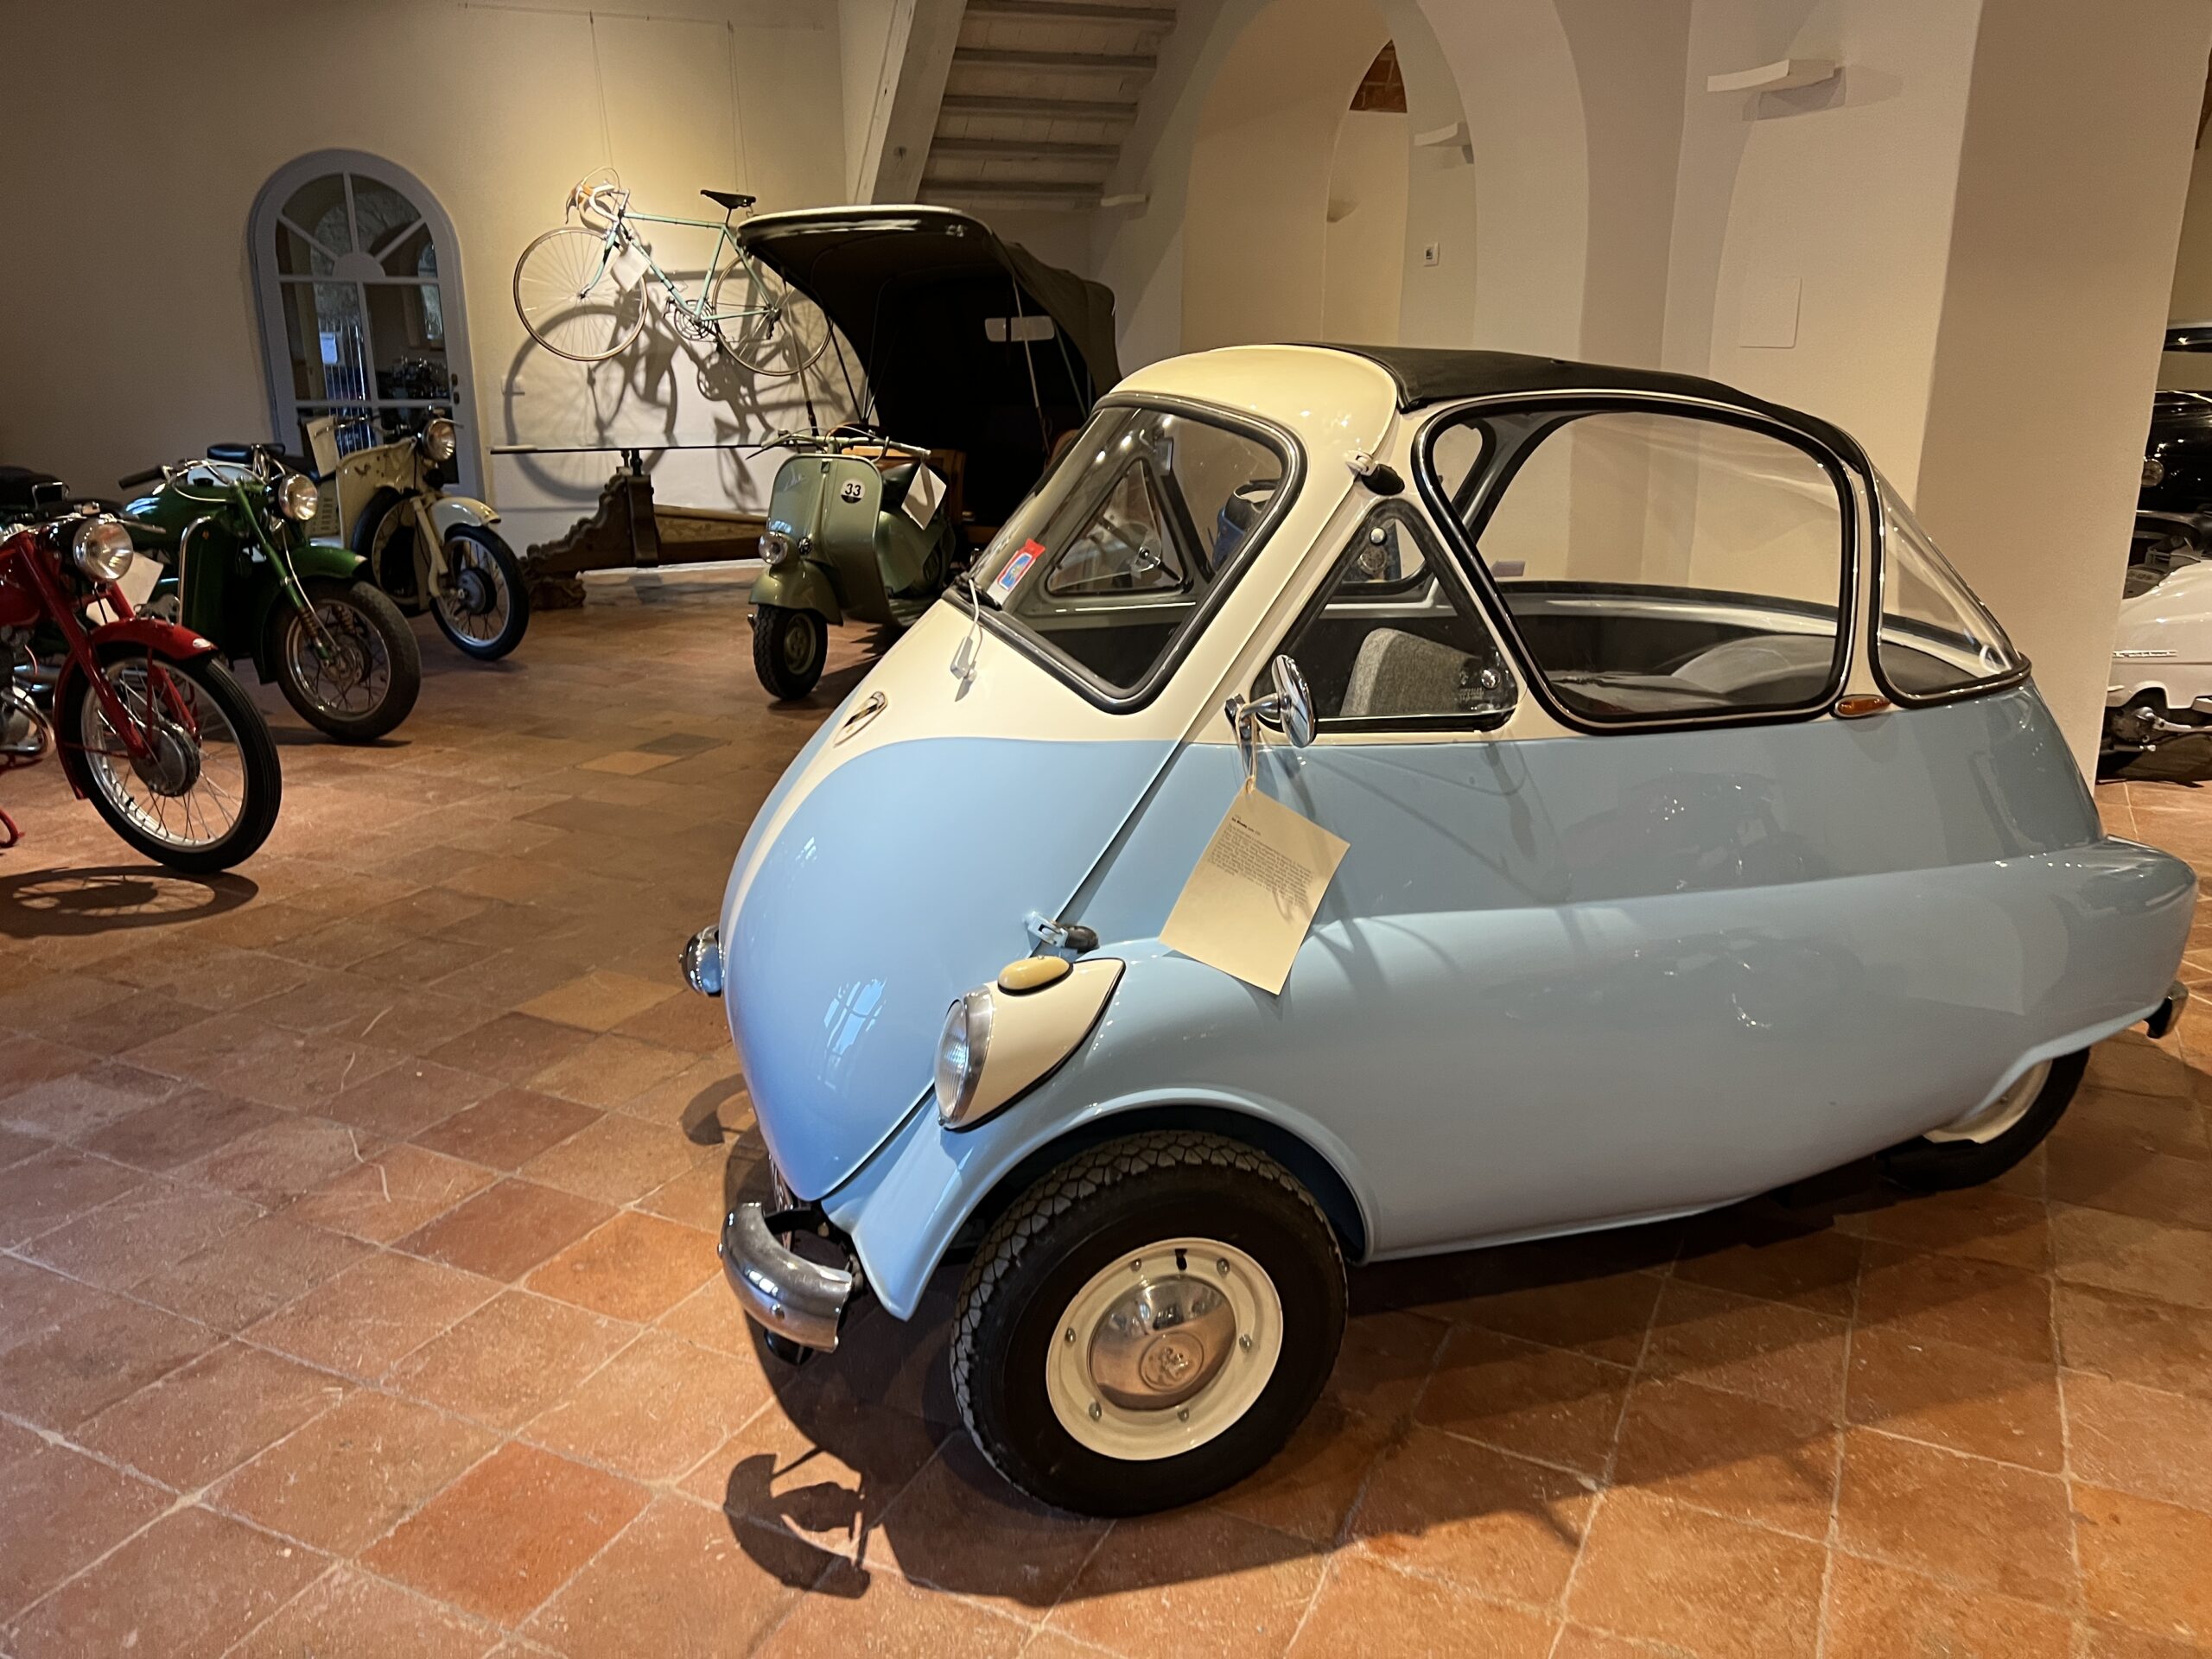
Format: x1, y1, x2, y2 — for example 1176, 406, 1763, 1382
751, 563, 843, 626
247, 541, 366, 680
429, 496, 499, 534
54, 619, 220, 798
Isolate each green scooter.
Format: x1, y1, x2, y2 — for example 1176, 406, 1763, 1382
749, 430, 963, 699
118, 445, 421, 742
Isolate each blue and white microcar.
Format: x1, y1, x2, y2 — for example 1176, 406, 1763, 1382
685, 345, 2195, 1515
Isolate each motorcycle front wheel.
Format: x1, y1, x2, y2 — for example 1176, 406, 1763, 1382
266, 577, 423, 742
431, 525, 531, 661
753, 604, 827, 700
62, 645, 282, 873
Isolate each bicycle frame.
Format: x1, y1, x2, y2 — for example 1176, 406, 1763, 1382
576, 190, 773, 331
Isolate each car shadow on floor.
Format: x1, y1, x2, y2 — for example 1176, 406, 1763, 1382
702, 1118, 2156, 1608
0, 863, 256, 938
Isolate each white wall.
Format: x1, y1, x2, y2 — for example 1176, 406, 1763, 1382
0, 0, 850, 554
1323, 111, 1412, 346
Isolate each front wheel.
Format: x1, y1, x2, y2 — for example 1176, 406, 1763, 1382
951, 1133, 1346, 1516
753, 605, 827, 700
62, 646, 281, 873
1879, 1049, 2088, 1192
265, 578, 422, 742
514, 226, 648, 363
431, 525, 531, 661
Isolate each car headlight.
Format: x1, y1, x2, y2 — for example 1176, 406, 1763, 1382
934, 988, 994, 1128
2145, 454, 2167, 490
934, 957, 1125, 1131
276, 474, 320, 522
423, 417, 457, 463
71, 517, 135, 583
759, 529, 794, 569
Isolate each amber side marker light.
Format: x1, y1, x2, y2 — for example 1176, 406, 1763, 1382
1834, 694, 1893, 718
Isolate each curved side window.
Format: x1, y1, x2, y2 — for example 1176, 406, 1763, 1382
969, 404, 1289, 702
1874, 480, 2024, 699
1427, 404, 1853, 727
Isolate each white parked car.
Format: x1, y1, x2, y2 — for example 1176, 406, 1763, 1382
2106, 543, 2212, 759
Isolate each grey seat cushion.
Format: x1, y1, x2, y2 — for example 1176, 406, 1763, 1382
1341, 627, 1479, 718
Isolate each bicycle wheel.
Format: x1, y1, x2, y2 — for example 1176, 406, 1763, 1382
711, 255, 830, 379
514, 226, 647, 362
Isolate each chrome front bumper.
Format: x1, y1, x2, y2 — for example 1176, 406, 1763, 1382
2147, 978, 2191, 1040
718, 1202, 855, 1353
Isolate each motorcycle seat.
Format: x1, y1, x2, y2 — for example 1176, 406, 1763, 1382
878, 462, 915, 514
701, 188, 756, 213
0, 466, 60, 513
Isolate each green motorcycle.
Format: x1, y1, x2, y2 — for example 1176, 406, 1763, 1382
118, 445, 421, 742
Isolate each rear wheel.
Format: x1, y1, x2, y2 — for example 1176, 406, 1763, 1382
62, 646, 281, 872
951, 1133, 1345, 1516
264, 577, 422, 741
430, 525, 531, 661
1879, 1050, 2087, 1192
753, 605, 827, 700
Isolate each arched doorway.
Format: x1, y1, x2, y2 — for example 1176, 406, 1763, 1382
248, 151, 480, 494
1322, 42, 1413, 344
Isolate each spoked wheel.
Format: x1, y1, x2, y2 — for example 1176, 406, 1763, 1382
710, 257, 831, 379
952, 1133, 1345, 1516
753, 605, 827, 700
265, 577, 422, 742
514, 226, 648, 362
431, 525, 531, 661
61, 646, 281, 873
1879, 1050, 2088, 1192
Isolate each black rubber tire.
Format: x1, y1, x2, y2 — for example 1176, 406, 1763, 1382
264, 577, 422, 742
753, 605, 828, 700
350, 488, 416, 602
951, 1131, 1346, 1516
430, 524, 531, 662
1878, 1049, 2088, 1192
60, 646, 281, 873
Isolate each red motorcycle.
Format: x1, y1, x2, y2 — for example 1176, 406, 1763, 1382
1, 480, 281, 871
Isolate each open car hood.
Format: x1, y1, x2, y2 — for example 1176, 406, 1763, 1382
736, 206, 1121, 524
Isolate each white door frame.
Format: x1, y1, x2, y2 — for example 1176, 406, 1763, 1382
247, 149, 484, 498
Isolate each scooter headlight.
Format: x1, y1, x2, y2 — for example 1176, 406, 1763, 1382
276, 474, 321, 523
759, 529, 794, 569
70, 516, 134, 583
934, 988, 994, 1128
423, 417, 457, 463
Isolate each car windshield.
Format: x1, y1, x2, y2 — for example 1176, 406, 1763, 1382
1874, 479, 2024, 696
967, 404, 1288, 701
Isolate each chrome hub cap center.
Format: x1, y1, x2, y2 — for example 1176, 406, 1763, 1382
131, 725, 200, 797
1088, 1274, 1236, 1412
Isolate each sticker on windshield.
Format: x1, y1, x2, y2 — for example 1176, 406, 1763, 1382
993, 540, 1044, 600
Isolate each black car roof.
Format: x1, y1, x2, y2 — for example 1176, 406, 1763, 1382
1316, 344, 1859, 459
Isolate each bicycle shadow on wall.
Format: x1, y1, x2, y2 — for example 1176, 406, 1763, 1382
707, 1122, 2126, 1611
0, 863, 256, 939
499, 268, 850, 518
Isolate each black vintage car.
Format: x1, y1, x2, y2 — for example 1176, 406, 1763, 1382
2137, 322, 2212, 582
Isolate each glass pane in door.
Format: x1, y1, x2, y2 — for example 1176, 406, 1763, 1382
282, 281, 369, 404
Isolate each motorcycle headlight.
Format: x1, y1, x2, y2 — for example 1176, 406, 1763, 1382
934, 988, 994, 1128
759, 529, 794, 569
423, 417, 457, 464
70, 516, 135, 583
276, 474, 321, 523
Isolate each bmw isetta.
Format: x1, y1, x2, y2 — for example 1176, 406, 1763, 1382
683, 344, 2196, 1516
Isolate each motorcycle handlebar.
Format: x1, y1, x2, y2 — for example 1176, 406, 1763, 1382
117, 466, 164, 490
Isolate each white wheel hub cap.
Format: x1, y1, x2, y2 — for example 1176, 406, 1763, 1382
1046, 1236, 1281, 1462
1926, 1059, 2050, 1145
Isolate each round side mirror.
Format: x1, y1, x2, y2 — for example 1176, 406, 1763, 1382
1271, 654, 1315, 747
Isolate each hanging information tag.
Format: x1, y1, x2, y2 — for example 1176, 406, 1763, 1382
901, 463, 946, 529
608, 240, 652, 291
1160, 785, 1348, 995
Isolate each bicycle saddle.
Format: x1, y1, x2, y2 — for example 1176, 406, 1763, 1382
701, 188, 756, 212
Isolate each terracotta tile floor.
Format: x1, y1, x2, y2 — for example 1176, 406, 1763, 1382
4, 567, 2212, 1656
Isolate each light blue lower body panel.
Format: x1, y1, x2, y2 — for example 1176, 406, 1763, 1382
830, 836, 2192, 1319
